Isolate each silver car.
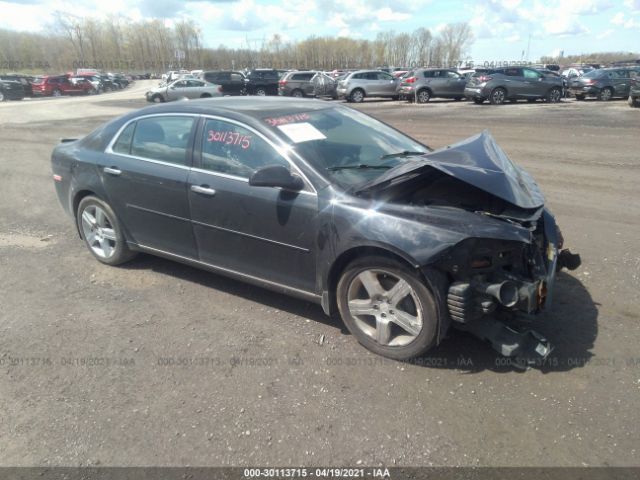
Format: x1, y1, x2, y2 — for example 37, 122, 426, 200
146, 79, 222, 103
336, 70, 400, 103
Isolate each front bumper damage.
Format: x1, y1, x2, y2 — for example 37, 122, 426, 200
436, 212, 581, 366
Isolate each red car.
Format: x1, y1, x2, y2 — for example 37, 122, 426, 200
31, 75, 93, 97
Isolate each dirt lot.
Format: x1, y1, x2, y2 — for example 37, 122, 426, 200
0, 81, 638, 467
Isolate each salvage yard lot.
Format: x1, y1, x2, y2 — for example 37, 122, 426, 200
0, 80, 638, 466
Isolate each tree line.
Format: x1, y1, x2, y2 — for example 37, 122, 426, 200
0, 14, 474, 73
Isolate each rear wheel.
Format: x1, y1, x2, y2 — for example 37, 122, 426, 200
255, 87, 267, 96
629, 95, 639, 107
598, 87, 613, 101
547, 87, 562, 103
77, 196, 136, 266
337, 256, 444, 360
416, 89, 431, 103
52, 89, 62, 97
291, 89, 304, 98
489, 87, 507, 105
349, 88, 364, 103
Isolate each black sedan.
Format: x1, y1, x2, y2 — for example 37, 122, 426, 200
51, 98, 580, 361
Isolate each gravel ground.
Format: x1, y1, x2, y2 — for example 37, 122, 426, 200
0, 81, 638, 467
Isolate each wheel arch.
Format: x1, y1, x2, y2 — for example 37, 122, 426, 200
72, 189, 100, 237
323, 245, 421, 316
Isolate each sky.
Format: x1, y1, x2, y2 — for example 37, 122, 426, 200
0, 0, 639, 62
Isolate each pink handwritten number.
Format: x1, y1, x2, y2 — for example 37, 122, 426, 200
207, 130, 251, 149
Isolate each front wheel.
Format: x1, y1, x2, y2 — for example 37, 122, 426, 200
629, 95, 639, 108
52, 89, 62, 97
255, 87, 267, 96
77, 196, 136, 266
337, 256, 444, 360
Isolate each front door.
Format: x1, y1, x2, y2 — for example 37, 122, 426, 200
188, 117, 318, 293
100, 115, 198, 257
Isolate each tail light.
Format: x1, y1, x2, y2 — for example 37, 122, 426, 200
478, 75, 492, 82
279, 80, 287, 86
582, 79, 594, 84
405, 77, 416, 84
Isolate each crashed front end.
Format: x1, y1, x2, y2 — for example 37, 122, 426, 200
356, 130, 581, 363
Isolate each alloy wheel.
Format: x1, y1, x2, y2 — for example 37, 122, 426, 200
80, 204, 117, 259
417, 90, 430, 103
346, 269, 423, 347
600, 88, 612, 101
351, 90, 364, 102
491, 88, 505, 104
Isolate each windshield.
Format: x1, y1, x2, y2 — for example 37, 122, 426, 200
263, 106, 429, 188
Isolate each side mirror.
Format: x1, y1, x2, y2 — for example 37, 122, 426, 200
249, 165, 304, 191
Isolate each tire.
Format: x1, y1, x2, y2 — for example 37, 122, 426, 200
291, 89, 303, 98
473, 98, 484, 104
454, 96, 463, 101
52, 89, 62, 97
336, 255, 445, 361
598, 87, 613, 101
255, 87, 267, 96
629, 95, 639, 108
0, 92, 5, 102
151, 94, 164, 103
200, 93, 212, 98
489, 87, 507, 105
546, 87, 562, 103
416, 89, 431, 104
349, 88, 365, 103
575, 94, 585, 101
76, 196, 136, 266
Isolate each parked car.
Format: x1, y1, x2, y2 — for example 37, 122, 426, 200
244, 69, 280, 96
145, 79, 222, 103
312, 72, 338, 99
278, 71, 316, 97
69, 77, 98, 94
629, 72, 640, 107
0, 74, 34, 96
201, 71, 246, 96
561, 67, 594, 79
568, 67, 640, 101
465, 67, 564, 104
75, 74, 104, 93
398, 68, 467, 103
31, 75, 93, 96
0, 79, 25, 101
336, 70, 400, 102
51, 97, 580, 362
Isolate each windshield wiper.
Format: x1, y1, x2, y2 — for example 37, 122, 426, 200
327, 164, 392, 172
379, 150, 427, 160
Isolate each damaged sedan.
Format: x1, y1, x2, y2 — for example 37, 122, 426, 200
51, 97, 580, 362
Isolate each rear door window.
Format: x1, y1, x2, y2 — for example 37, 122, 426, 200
129, 116, 195, 166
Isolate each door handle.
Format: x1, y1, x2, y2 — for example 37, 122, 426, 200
103, 167, 122, 176
190, 185, 216, 196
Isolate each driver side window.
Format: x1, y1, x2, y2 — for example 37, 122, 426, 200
200, 119, 288, 178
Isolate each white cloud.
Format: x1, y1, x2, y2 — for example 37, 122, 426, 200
611, 11, 640, 28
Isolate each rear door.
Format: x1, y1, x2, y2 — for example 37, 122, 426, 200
444, 70, 466, 96
613, 69, 631, 96
375, 71, 397, 96
101, 114, 198, 257
501, 68, 526, 97
522, 68, 547, 97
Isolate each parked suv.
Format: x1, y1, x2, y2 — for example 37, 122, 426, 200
398, 68, 467, 103
336, 70, 399, 102
278, 71, 316, 97
568, 68, 640, 101
201, 71, 246, 95
244, 69, 280, 96
0, 80, 25, 101
31, 75, 93, 96
0, 74, 34, 96
629, 71, 640, 107
465, 67, 564, 104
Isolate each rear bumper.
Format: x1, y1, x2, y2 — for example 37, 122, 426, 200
464, 86, 485, 98
569, 86, 599, 96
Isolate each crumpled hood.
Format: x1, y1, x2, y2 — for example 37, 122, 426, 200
359, 130, 545, 210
